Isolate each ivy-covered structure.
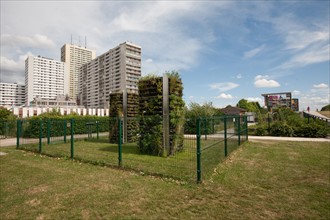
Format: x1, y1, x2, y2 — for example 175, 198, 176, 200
138, 72, 185, 156
109, 92, 139, 143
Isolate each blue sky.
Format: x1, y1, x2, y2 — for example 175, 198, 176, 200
1, 1, 329, 111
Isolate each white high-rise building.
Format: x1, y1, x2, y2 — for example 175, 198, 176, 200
61, 44, 96, 100
0, 82, 25, 107
79, 42, 141, 108
25, 55, 69, 106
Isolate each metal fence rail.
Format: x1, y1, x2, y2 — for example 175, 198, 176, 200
12, 115, 248, 183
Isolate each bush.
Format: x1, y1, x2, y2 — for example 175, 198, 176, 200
294, 123, 329, 138
21, 113, 111, 138
255, 124, 268, 136
270, 122, 294, 137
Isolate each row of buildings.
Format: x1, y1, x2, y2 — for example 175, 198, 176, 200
1, 41, 142, 113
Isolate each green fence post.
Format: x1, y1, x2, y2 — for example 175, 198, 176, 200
245, 116, 248, 141
238, 116, 241, 146
70, 119, 74, 159
118, 118, 122, 166
267, 113, 271, 135
63, 120, 67, 143
39, 119, 43, 153
5, 121, 8, 138
224, 117, 227, 157
196, 118, 202, 184
204, 117, 208, 140
16, 120, 21, 149
96, 121, 99, 140
47, 119, 50, 145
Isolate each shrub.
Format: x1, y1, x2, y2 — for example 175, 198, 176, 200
270, 122, 294, 137
294, 123, 329, 138
255, 124, 268, 136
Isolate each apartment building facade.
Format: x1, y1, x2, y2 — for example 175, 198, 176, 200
61, 44, 96, 100
79, 42, 141, 108
25, 55, 69, 106
0, 82, 25, 107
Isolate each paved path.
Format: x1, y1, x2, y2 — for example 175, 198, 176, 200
0, 132, 109, 147
249, 135, 330, 142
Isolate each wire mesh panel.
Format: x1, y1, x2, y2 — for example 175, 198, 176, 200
119, 116, 196, 182
200, 117, 226, 180
18, 119, 40, 152
73, 118, 118, 166
15, 115, 248, 183
0, 120, 16, 139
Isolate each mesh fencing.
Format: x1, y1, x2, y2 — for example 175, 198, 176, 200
13, 115, 248, 183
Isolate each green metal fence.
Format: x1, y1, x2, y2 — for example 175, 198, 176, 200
14, 115, 248, 183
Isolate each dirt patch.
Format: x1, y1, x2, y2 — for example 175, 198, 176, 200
36, 214, 45, 220
81, 209, 90, 220
27, 185, 49, 195
26, 198, 41, 207
0, 152, 7, 156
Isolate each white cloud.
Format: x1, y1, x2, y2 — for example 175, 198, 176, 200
254, 75, 280, 88
246, 97, 262, 103
1, 34, 56, 49
209, 82, 239, 92
145, 58, 153, 63
292, 90, 301, 96
313, 83, 328, 89
236, 74, 242, 79
243, 44, 265, 59
215, 93, 234, 99
279, 44, 330, 69
285, 30, 329, 50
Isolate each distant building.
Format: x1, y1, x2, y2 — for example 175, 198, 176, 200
7, 106, 109, 118
61, 44, 96, 100
220, 106, 247, 116
0, 82, 25, 107
262, 92, 293, 112
79, 42, 141, 108
29, 95, 80, 108
25, 55, 69, 106
291, 98, 299, 112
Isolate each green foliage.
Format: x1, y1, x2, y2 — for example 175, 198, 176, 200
0, 107, 16, 120
21, 113, 110, 138
138, 115, 163, 155
320, 104, 330, 111
138, 71, 185, 156
0, 107, 17, 138
255, 124, 268, 136
270, 122, 294, 137
236, 99, 262, 113
254, 107, 329, 137
184, 102, 223, 134
294, 123, 330, 138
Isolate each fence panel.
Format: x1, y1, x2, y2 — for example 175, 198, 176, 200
0, 120, 16, 139
15, 115, 248, 183
200, 117, 226, 180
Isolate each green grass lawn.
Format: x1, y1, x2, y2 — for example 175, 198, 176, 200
17, 136, 244, 182
1, 140, 329, 219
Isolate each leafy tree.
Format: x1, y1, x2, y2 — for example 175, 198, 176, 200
236, 99, 262, 113
0, 107, 16, 120
184, 102, 223, 134
185, 102, 222, 118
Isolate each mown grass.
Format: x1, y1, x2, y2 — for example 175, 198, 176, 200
1, 140, 329, 219
17, 134, 246, 182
